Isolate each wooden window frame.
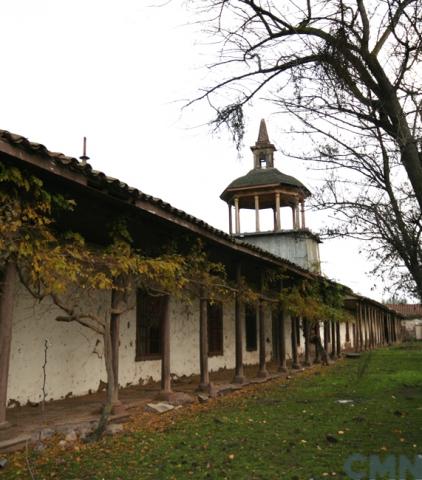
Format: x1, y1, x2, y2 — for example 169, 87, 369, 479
207, 301, 224, 357
245, 304, 258, 352
135, 290, 165, 361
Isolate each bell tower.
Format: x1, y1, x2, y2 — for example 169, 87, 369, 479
220, 119, 322, 273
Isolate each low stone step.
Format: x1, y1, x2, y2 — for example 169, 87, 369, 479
0, 434, 31, 453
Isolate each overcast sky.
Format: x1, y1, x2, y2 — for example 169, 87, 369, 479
0, 1, 389, 301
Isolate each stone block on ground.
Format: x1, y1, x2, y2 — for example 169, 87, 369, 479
40, 428, 55, 441
166, 392, 195, 406
217, 384, 244, 397
64, 430, 78, 442
197, 393, 209, 404
105, 424, 124, 436
145, 402, 175, 414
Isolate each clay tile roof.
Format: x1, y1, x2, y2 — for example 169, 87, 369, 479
0, 127, 403, 316
220, 167, 311, 201
387, 304, 422, 319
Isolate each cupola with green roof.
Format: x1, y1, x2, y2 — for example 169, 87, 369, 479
221, 119, 321, 272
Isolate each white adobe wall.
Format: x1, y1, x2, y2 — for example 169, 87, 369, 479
8, 281, 278, 406
8, 274, 356, 406
8, 281, 107, 405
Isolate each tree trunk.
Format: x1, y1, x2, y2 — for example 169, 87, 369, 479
0, 262, 16, 429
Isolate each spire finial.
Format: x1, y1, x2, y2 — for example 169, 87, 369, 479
257, 119, 270, 144
79, 137, 89, 165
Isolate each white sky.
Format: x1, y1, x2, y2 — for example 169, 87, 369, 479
0, 0, 388, 300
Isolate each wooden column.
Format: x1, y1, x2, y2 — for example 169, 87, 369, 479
257, 300, 269, 377
158, 294, 172, 399
345, 321, 350, 344
278, 306, 288, 372
110, 283, 124, 409
314, 323, 321, 364
330, 321, 337, 359
336, 321, 341, 357
303, 318, 311, 366
275, 193, 281, 231
323, 321, 330, 356
254, 195, 260, 232
291, 316, 300, 369
300, 200, 306, 228
359, 304, 364, 351
363, 305, 369, 350
0, 262, 17, 429
198, 289, 210, 391
291, 206, 296, 230
234, 197, 240, 234
355, 305, 360, 352
296, 204, 301, 229
233, 264, 246, 384
228, 204, 233, 235
303, 318, 312, 367
352, 322, 357, 351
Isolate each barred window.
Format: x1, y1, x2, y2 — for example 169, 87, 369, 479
208, 302, 223, 356
245, 304, 258, 351
136, 290, 166, 360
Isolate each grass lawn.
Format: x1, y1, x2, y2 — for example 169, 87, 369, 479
4, 343, 422, 479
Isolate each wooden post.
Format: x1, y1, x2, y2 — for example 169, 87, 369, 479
228, 204, 233, 235
314, 323, 321, 364
257, 300, 268, 377
110, 283, 124, 410
233, 264, 246, 384
291, 316, 300, 369
158, 295, 172, 399
234, 197, 240, 234
345, 321, 350, 345
301, 200, 306, 228
255, 195, 260, 232
303, 318, 311, 366
363, 305, 368, 350
198, 288, 210, 391
0, 262, 17, 429
275, 193, 281, 231
323, 321, 330, 356
291, 206, 296, 230
330, 321, 337, 359
278, 306, 288, 372
355, 305, 360, 352
336, 321, 341, 357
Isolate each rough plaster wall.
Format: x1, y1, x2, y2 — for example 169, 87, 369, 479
242, 235, 320, 272
9, 287, 244, 404
8, 271, 354, 406
8, 281, 107, 405
119, 296, 206, 386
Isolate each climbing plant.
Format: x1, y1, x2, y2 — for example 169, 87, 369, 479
279, 277, 353, 324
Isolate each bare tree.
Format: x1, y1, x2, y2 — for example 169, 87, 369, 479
188, 0, 422, 298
